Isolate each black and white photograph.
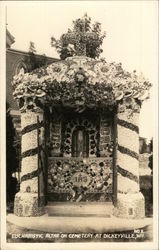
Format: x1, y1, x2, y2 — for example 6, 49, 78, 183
0, 1, 158, 250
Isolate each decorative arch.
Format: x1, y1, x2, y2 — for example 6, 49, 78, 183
14, 60, 28, 75
62, 116, 99, 157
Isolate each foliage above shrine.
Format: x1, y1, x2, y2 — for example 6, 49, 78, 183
51, 13, 106, 59
12, 56, 151, 114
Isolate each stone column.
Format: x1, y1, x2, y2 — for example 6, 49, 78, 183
14, 110, 45, 216
113, 107, 145, 218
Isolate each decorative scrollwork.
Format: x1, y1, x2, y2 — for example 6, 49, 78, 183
48, 157, 113, 202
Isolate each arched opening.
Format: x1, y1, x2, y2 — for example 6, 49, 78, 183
72, 127, 89, 158
14, 61, 28, 75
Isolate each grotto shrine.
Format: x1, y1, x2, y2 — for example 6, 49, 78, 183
12, 18, 151, 219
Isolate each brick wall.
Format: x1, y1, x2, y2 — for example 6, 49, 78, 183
6, 48, 59, 110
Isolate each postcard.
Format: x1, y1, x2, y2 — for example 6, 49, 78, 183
0, 1, 158, 250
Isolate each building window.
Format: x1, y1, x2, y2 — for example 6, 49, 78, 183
15, 61, 28, 75
72, 127, 89, 158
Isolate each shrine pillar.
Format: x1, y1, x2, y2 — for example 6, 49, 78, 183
14, 109, 45, 216
113, 105, 145, 218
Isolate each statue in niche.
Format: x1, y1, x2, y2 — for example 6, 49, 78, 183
72, 128, 89, 158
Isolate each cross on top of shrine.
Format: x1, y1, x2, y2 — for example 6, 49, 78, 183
63, 14, 97, 56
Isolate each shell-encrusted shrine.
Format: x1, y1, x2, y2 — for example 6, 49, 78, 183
11, 26, 151, 218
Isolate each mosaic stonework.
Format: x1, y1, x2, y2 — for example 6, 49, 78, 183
48, 112, 113, 158
113, 192, 145, 219
14, 111, 45, 217
14, 193, 45, 217
61, 116, 99, 157
48, 157, 113, 202
99, 115, 113, 157
116, 109, 140, 193
49, 115, 62, 157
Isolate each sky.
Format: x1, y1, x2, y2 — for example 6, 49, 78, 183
5, 1, 158, 139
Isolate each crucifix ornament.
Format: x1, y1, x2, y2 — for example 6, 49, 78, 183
63, 14, 98, 56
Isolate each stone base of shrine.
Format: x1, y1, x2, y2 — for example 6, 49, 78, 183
14, 192, 45, 217
13, 191, 145, 218
46, 202, 113, 217
113, 192, 145, 219
7, 213, 152, 235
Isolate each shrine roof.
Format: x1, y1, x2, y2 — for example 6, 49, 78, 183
12, 56, 152, 113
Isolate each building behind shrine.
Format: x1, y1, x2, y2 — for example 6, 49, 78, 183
6, 29, 59, 133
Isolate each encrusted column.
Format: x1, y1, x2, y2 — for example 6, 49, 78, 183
14, 110, 45, 216
113, 105, 145, 218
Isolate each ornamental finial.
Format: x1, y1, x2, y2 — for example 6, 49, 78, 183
64, 14, 88, 56
51, 14, 106, 59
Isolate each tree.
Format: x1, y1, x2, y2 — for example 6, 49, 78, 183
6, 102, 19, 203
51, 13, 106, 60
24, 41, 47, 71
148, 139, 153, 174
